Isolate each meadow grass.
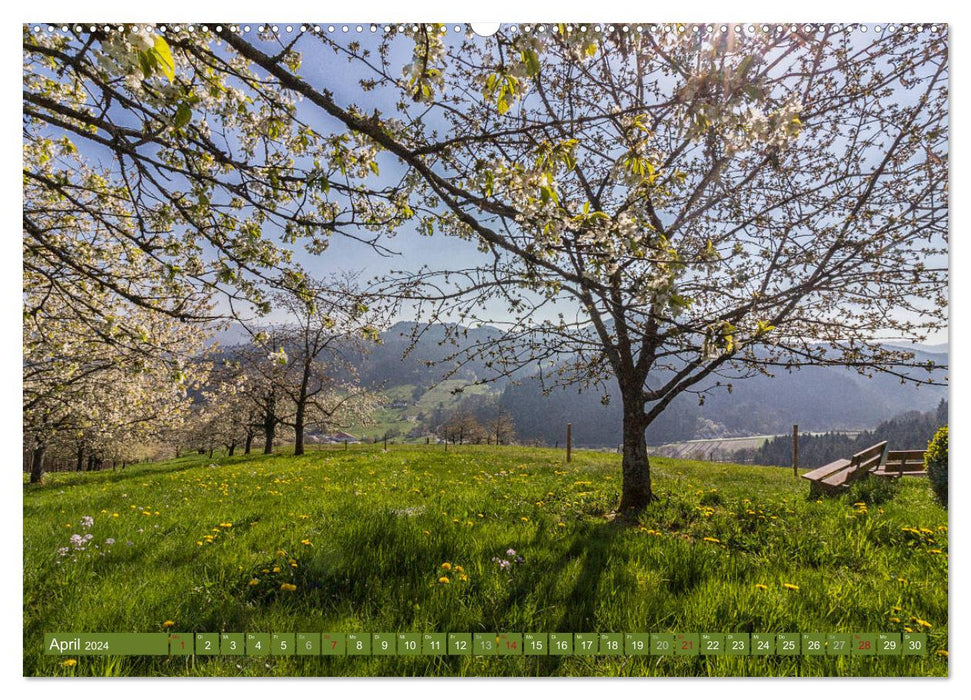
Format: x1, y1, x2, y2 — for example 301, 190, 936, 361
23, 445, 948, 677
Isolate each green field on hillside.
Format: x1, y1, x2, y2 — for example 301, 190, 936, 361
23, 446, 948, 677
352, 380, 496, 441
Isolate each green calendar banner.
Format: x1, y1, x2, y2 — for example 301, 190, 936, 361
496, 633, 523, 656
398, 633, 422, 656
472, 633, 497, 656
725, 633, 750, 656
777, 633, 800, 656
196, 633, 219, 656
700, 633, 725, 656
448, 633, 472, 656
371, 633, 395, 656
751, 633, 775, 656
903, 633, 928, 656
44, 633, 169, 656
220, 633, 244, 656
877, 633, 901, 656
246, 633, 270, 656
296, 633, 320, 656
827, 633, 852, 656
347, 633, 370, 656
42, 630, 932, 658
802, 633, 826, 656
524, 633, 548, 655
625, 633, 650, 656
550, 633, 573, 656
422, 633, 447, 655
575, 633, 599, 655
169, 632, 193, 656
321, 633, 346, 656
675, 633, 700, 656
651, 633, 675, 656
271, 633, 295, 656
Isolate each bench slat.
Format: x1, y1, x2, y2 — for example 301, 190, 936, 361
801, 458, 851, 482
821, 465, 858, 488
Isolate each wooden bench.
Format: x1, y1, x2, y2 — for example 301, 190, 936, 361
872, 449, 927, 477
801, 442, 888, 496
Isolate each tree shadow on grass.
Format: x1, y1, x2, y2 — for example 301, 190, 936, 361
484, 517, 629, 671
23, 460, 204, 493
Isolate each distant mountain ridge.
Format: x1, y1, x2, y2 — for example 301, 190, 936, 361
212, 321, 948, 447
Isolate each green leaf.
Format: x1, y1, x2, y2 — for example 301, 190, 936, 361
521, 49, 541, 78
174, 102, 192, 128
153, 36, 176, 83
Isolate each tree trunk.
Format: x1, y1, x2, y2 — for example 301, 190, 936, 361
76, 444, 84, 472
294, 403, 305, 456
618, 403, 655, 512
30, 443, 46, 484
244, 431, 253, 455
228, 441, 236, 457
263, 419, 275, 455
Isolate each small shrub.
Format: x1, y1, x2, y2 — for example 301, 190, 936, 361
926, 426, 948, 507
845, 475, 899, 506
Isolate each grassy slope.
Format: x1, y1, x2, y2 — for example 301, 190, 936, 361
23, 446, 948, 677
354, 380, 495, 441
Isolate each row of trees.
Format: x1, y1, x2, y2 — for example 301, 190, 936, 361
24, 269, 382, 479
24, 25, 947, 511
736, 400, 948, 468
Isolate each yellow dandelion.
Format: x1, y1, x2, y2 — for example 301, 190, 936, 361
441, 562, 452, 571
454, 565, 464, 573
248, 578, 260, 586
438, 576, 450, 584
904, 626, 913, 633
276, 549, 287, 557
219, 522, 233, 528
112, 513, 119, 517
162, 620, 175, 628
929, 549, 943, 554
890, 617, 901, 623
521, 517, 529, 522
459, 574, 468, 582
937, 650, 948, 658
196, 541, 203, 546
422, 530, 430, 536
782, 583, 800, 591
280, 583, 297, 592
62, 659, 77, 667
558, 522, 566, 528
702, 537, 721, 544
898, 577, 909, 584
917, 619, 933, 629
755, 584, 768, 591
300, 539, 312, 546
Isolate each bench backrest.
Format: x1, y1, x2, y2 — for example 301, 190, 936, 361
885, 449, 927, 473
850, 441, 888, 471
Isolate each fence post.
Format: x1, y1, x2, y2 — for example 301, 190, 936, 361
567, 423, 573, 463
792, 424, 799, 477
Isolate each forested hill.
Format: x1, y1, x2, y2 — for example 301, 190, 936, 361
215, 323, 947, 447
736, 400, 948, 468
